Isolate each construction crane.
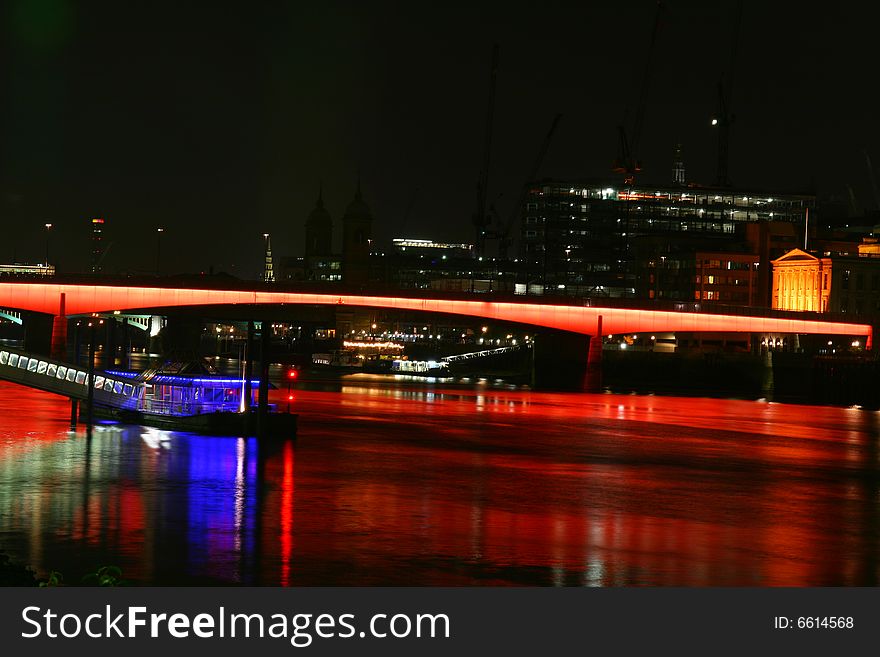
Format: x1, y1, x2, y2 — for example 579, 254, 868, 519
845, 184, 860, 218
612, 1, 664, 185
712, 0, 743, 187
863, 150, 880, 212
488, 113, 563, 260
472, 44, 500, 257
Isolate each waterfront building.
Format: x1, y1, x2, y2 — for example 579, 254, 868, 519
770, 249, 832, 312
771, 239, 880, 314
0, 263, 55, 277
519, 180, 814, 299
637, 244, 760, 304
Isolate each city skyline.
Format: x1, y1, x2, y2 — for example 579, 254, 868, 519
2, 1, 879, 276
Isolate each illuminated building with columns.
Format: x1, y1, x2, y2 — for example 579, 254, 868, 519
772, 239, 880, 315
770, 249, 831, 312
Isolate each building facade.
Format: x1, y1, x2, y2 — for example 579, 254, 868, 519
91, 217, 105, 273
771, 240, 880, 315
519, 180, 814, 299
770, 249, 831, 312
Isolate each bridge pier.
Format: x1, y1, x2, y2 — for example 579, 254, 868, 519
257, 320, 270, 436
86, 322, 96, 436
69, 398, 78, 431
585, 315, 603, 393
245, 320, 254, 419
50, 293, 67, 361
531, 329, 592, 391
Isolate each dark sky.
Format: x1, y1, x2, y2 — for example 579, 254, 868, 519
2, 0, 879, 277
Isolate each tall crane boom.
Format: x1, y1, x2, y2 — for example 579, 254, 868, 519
473, 44, 500, 256
497, 113, 562, 260
863, 150, 880, 212
713, 0, 743, 187
612, 1, 664, 185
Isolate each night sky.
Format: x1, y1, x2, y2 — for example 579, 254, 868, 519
2, 0, 878, 276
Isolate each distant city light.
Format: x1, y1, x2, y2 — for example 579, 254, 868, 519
342, 341, 404, 350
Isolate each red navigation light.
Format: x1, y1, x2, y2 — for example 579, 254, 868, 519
287, 369, 298, 380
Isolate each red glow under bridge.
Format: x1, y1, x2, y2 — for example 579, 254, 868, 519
0, 282, 872, 344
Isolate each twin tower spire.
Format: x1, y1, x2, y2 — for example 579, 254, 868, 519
303, 181, 373, 284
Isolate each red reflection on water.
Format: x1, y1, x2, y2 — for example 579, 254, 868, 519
280, 440, 294, 586
2, 380, 880, 585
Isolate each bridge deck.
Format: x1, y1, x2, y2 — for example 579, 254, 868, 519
0, 281, 872, 345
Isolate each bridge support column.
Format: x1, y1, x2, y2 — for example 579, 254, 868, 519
50, 293, 67, 361
245, 320, 254, 420
584, 315, 603, 393
69, 398, 78, 431
257, 320, 270, 436
531, 329, 591, 391
86, 322, 96, 437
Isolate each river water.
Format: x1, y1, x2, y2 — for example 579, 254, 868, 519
1, 374, 878, 586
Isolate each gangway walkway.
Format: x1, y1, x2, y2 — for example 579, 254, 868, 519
440, 345, 522, 362
0, 346, 143, 409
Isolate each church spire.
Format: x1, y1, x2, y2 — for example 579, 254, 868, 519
263, 233, 275, 283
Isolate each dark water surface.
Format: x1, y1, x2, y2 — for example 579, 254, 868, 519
1, 375, 879, 586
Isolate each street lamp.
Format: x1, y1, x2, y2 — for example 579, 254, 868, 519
156, 228, 164, 275
44, 223, 52, 267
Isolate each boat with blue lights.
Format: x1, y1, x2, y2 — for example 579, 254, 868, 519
91, 362, 297, 437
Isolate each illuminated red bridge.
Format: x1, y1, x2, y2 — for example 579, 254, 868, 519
0, 280, 872, 344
